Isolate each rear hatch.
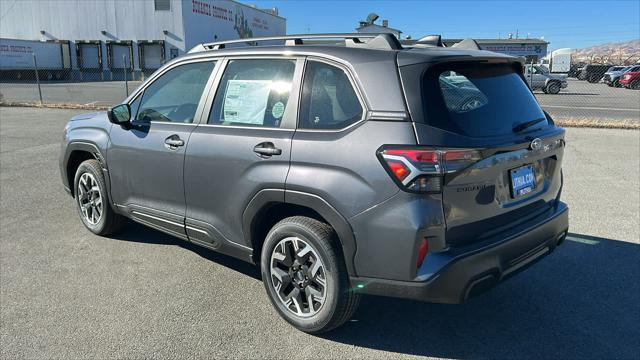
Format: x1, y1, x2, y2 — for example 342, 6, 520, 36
398, 56, 565, 245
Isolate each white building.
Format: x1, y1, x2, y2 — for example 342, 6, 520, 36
0, 0, 285, 80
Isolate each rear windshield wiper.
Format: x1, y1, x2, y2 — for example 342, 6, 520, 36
513, 118, 546, 133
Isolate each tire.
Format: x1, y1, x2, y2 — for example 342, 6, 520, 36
587, 75, 599, 83
631, 80, 640, 90
546, 81, 561, 94
260, 216, 360, 334
613, 79, 621, 88
73, 159, 125, 236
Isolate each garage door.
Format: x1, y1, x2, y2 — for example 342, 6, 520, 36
111, 44, 131, 68
79, 43, 100, 69
142, 44, 163, 70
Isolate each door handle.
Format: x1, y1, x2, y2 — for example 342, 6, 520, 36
164, 135, 184, 149
253, 142, 282, 157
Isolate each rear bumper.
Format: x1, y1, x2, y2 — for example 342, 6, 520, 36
351, 202, 568, 304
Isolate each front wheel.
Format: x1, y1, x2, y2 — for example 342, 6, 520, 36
74, 159, 125, 235
546, 81, 561, 94
260, 216, 360, 334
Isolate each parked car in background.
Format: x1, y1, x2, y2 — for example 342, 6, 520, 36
602, 66, 629, 87
524, 64, 568, 94
620, 69, 640, 89
579, 64, 612, 83
569, 64, 584, 78
604, 65, 640, 87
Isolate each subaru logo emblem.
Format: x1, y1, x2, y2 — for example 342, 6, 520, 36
530, 138, 542, 151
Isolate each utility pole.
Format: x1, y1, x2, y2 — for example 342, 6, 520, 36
32, 53, 43, 104
123, 55, 129, 96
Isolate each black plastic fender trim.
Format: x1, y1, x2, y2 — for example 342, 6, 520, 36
242, 189, 358, 276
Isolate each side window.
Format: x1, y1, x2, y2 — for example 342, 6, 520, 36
209, 59, 296, 127
135, 61, 215, 124
299, 61, 363, 130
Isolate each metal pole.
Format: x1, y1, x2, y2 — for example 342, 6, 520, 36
529, 59, 534, 89
32, 52, 43, 104
123, 54, 129, 96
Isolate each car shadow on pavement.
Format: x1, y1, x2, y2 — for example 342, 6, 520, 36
109, 221, 261, 280
323, 233, 640, 359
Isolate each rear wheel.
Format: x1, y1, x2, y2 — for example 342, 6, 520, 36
546, 81, 561, 94
260, 216, 360, 334
74, 159, 125, 235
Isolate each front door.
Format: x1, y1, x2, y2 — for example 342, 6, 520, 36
108, 59, 217, 237
184, 57, 302, 250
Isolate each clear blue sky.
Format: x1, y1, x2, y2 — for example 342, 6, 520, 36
255, 0, 640, 50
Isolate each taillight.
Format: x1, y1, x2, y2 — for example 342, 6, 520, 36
416, 238, 429, 268
378, 147, 482, 193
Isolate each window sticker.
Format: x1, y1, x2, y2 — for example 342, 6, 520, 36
222, 79, 272, 124
271, 101, 285, 119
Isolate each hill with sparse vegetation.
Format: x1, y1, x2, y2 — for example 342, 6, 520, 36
573, 39, 640, 64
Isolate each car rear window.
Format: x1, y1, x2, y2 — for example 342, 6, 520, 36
421, 63, 547, 137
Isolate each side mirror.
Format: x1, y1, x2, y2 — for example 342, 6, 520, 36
107, 104, 131, 125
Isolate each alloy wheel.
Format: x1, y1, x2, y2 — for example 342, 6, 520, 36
270, 236, 327, 317
77, 172, 103, 225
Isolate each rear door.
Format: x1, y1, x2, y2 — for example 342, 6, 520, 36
183, 57, 303, 249
400, 60, 565, 245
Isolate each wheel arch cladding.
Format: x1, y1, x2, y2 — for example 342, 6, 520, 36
64, 143, 104, 197
243, 189, 358, 276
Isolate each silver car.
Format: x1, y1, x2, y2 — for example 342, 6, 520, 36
524, 64, 568, 94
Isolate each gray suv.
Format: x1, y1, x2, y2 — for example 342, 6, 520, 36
524, 64, 568, 94
60, 34, 569, 333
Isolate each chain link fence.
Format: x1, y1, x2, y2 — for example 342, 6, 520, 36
528, 59, 640, 125
0, 53, 150, 107
1, 51, 639, 125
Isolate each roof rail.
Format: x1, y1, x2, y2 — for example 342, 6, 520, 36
188, 33, 403, 53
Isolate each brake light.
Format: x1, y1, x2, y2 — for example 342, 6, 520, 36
378, 147, 482, 193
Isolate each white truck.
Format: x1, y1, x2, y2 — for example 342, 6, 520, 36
539, 48, 572, 73
0, 38, 71, 80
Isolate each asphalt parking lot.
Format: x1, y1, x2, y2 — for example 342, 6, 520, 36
535, 78, 640, 121
1, 76, 639, 122
1, 107, 639, 359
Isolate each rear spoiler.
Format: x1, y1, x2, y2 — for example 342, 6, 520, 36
451, 38, 481, 50
412, 35, 444, 48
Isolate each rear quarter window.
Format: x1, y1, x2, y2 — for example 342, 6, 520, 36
422, 63, 547, 137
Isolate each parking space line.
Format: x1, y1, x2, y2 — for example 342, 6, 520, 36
542, 105, 639, 112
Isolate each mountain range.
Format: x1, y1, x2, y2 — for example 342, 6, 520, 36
572, 39, 640, 63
